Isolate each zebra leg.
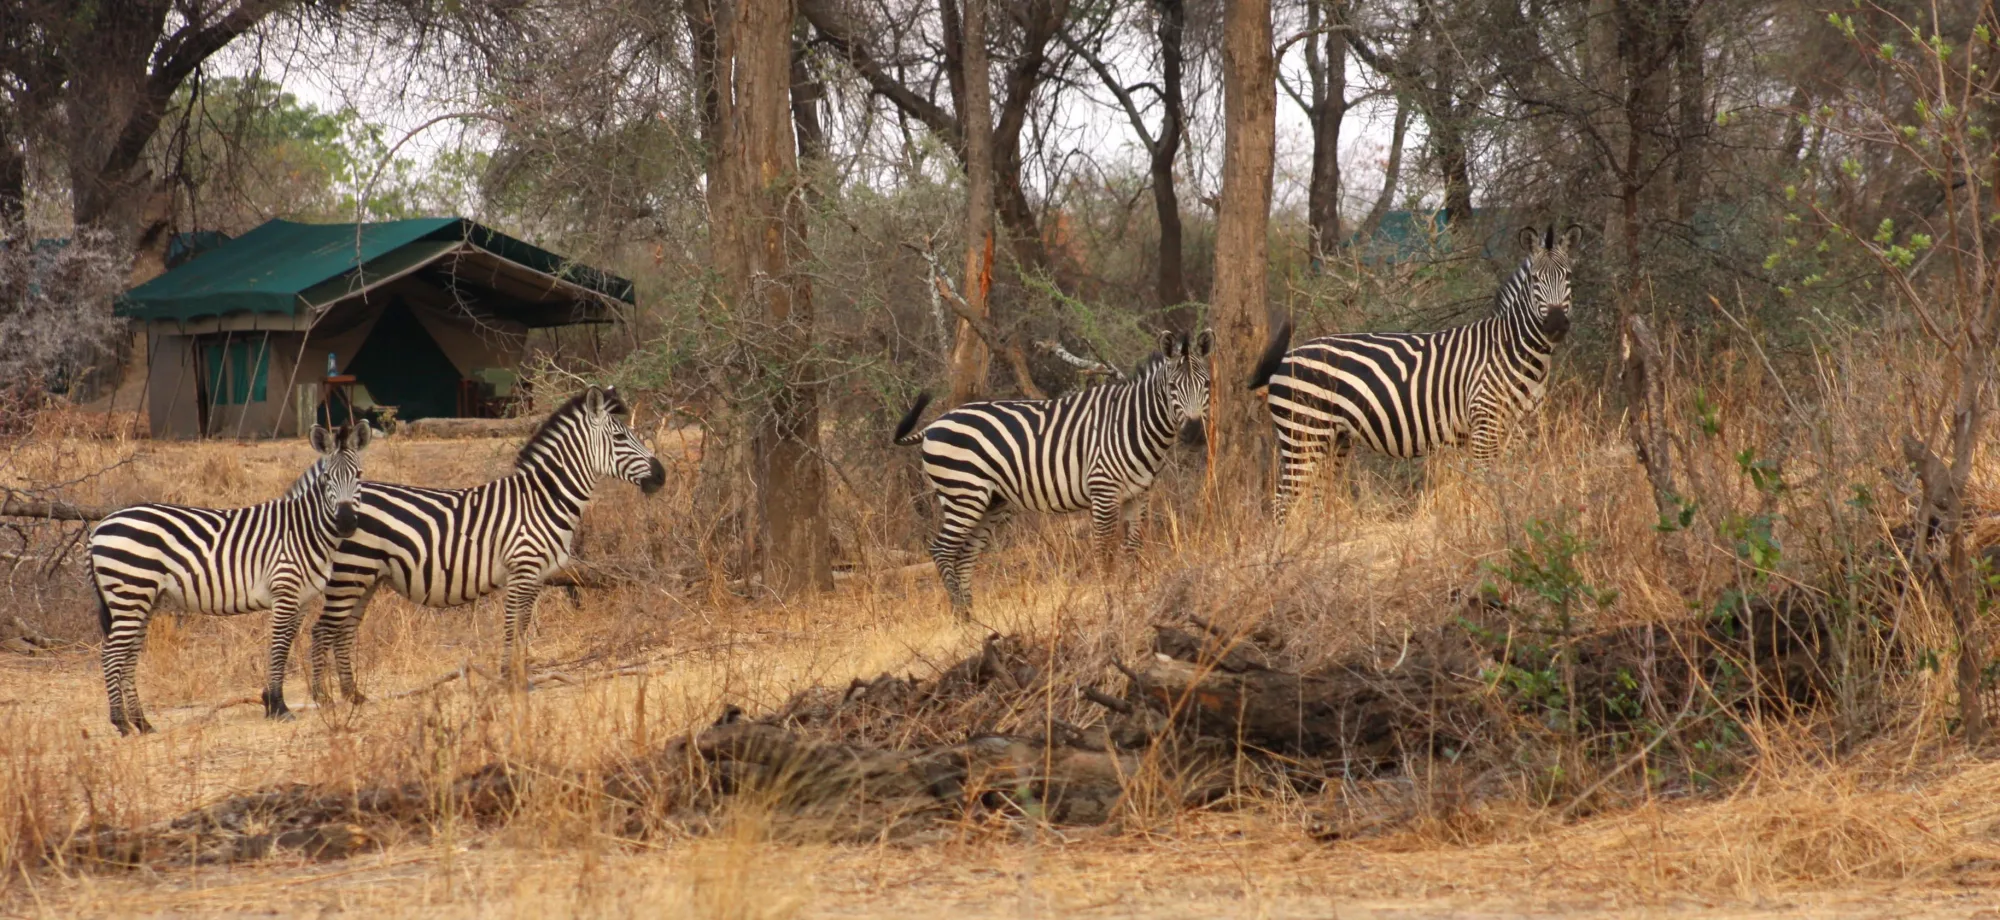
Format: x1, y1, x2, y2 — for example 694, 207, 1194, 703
501, 575, 543, 686
1088, 489, 1122, 573
1120, 495, 1148, 556
1469, 411, 1505, 467
312, 580, 378, 706
928, 492, 990, 617
263, 581, 307, 720
1274, 433, 1329, 524
99, 585, 155, 736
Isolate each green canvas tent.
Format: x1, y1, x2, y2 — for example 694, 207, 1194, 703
118, 218, 633, 439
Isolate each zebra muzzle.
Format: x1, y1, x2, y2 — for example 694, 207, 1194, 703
333, 503, 359, 538
639, 459, 666, 495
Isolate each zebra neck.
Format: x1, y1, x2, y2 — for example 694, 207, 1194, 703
1128, 373, 1182, 445
277, 464, 343, 548
511, 457, 597, 523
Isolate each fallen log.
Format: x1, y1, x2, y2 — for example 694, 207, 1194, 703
399, 416, 541, 440
0, 499, 110, 521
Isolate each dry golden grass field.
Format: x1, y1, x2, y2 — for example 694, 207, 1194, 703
5, 355, 2000, 918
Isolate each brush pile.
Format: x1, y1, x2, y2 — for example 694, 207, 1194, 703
57, 577, 1849, 871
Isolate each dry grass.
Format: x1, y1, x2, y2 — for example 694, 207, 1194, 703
3, 338, 2000, 917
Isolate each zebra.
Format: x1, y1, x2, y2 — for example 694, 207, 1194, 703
87, 423, 373, 735
893, 330, 1212, 615
1249, 225, 1583, 521
305, 386, 665, 705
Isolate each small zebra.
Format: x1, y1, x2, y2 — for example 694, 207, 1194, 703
894, 330, 1212, 615
1249, 225, 1582, 520
306, 386, 664, 704
88, 424, 373, 735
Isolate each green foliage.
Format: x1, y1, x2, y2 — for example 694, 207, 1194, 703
165, 76, 469, 227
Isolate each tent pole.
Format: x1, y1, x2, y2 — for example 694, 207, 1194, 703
233, 330, 271, 441
275, 297, 321, 439
127, 330, 157, 440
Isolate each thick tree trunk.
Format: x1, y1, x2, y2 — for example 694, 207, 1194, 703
58, 0, 275, 244
948, 0, 996, 407
1210, 0, 1276, 501
1153, 0, 1191, 325
719, 0, 831, 597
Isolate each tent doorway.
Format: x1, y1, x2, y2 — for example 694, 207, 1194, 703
345, 299, 460, 422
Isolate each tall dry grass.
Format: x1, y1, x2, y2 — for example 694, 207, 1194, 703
1, 326, 1996, 913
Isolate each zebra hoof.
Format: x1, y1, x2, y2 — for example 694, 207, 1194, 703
132, 717, 155, 735
262, 690, 294, 721
345, 692, 370, 706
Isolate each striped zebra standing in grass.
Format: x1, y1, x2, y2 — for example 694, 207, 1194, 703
88, 424, 372, 735
306, 386, 664, 704
1249, 225, 1583, 521
894, 330, 1212, 615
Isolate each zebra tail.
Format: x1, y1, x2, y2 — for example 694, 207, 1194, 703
1246, 319, 1294, 390
892, 392, 934, 446
91, 563, 112, 638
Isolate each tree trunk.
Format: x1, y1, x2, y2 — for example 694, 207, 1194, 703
718, 0, 831, 597
948, 0, 996, 407
1358, 98, 1410, 240
1153, 0, 1191, 326
1210, 0, 1276, 501
991, 0, 1067, 275
1305, 0, 1347, 272
1670, 0, 1706, 222
1435, 117, 1475, 228
0, 116, 23, 228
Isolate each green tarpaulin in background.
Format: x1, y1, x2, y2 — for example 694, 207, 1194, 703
116, 217, 634, 323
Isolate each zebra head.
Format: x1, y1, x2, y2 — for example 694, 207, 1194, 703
306, 423, 372, 538
1509, 225, 1585, 341
523, 386, 668, 495
1156, 329, 1213, 424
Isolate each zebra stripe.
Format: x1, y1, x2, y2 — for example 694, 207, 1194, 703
895, 330, 1212, 614
307, 386, 665, 704
1252, 225, 1582, 520
88, 424, 371, 735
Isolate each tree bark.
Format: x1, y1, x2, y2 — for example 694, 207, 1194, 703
799, 0, 1056, 274
1305, 0, 1348, 272
1210, 0, 1277, 500
1670, 0, 1706, 222
718, 0, 831, 597
57, 0, 279, 243
948, 0, 996, 407
1621, 315, 1675, 522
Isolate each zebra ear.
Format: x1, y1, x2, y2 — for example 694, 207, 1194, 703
1559, 224, 1585, 252
1194, 329, 1214, 358
344, 422, 373, 452
309, 424, 333, 454
1158, 329, 1181, 358
582, 386, 608, 416
1518, 226, 1545, 254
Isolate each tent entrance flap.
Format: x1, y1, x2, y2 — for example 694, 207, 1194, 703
345, 300, 461, 422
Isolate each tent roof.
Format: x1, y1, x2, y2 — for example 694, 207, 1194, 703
116, 217, 634, 327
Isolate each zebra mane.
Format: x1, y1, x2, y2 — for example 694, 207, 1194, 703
281, 455, 327, 501
1492, 255, 1539, 318
515, 388, 629, 470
